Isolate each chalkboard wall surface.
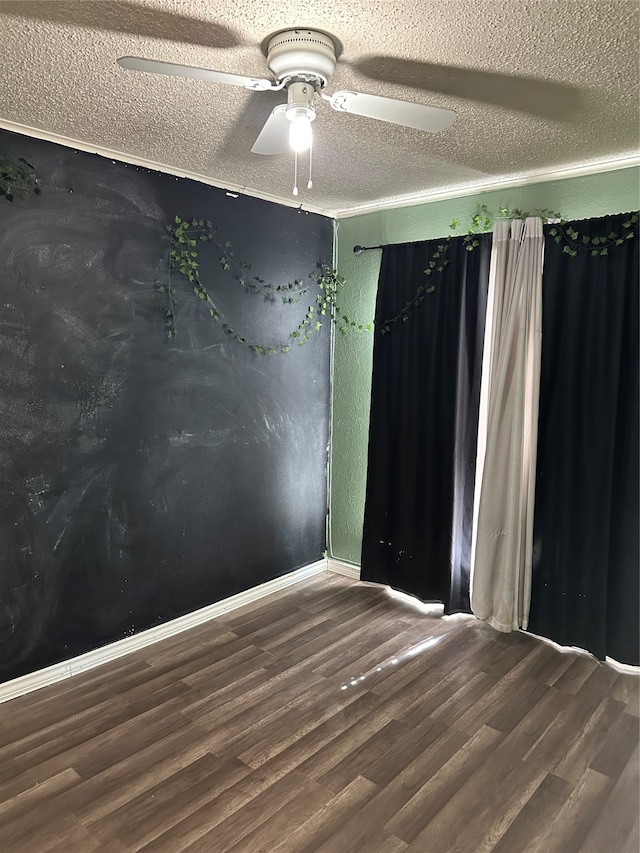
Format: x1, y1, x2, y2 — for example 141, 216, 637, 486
0, 129, 333, 683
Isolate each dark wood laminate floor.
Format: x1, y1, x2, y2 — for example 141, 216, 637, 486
0, 572, 638, 852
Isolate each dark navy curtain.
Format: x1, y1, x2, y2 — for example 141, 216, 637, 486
528, 213, 639, 665
361, 235, 490, 613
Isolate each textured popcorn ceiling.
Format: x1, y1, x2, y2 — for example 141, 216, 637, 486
0, 0, 638, 216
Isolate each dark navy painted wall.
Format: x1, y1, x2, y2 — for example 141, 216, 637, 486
0, 129, 333, 683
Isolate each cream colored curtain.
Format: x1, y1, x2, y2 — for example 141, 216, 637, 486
470, 217, 544, 632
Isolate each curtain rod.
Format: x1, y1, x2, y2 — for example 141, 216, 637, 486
352, 244, 385, 254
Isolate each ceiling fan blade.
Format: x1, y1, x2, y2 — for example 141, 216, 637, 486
117, 56, 276, 91
251, 106, 290, 155
0, 1, 240, 50
352, 57, 581, 120
327, 90, 456, 133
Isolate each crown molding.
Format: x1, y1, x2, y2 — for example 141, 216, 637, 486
0, 118, 334, 217
334, 154, 640, 219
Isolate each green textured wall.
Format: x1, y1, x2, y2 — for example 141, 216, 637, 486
329, 166, 640, 565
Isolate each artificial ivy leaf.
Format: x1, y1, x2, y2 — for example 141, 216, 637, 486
600, 248, 608, 255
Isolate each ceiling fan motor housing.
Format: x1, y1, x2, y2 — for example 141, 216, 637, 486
267, 29, 336, 86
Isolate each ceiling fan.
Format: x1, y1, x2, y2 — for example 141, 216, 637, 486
118, 28, 456, 193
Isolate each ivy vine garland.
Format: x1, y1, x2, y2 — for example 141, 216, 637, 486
157, 215, 372, 351
379, 205, 639, 333
1, 149, 635, 350
0, 155, 41, 202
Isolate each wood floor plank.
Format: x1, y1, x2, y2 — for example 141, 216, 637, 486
38, 815, 121, 852
360, 715, 448, 788
222, 779, 333, 853
620, 815, 640, 853
367, 834, 409, 853
611, 670, 640, 716
309, 779, 422, 853
140, 769, 315, 852
210, 676, 353, 764
0, 767, 81, 825
489, 772, 573, 853
104, 756, 251, 850
516, 639, 574, 686
88, 753, 229, 847
589, 711, 639, 777
291, 698, 402, 783
522, 686, 607, 773
374, 723, 470, 797
66, 722, 218, 824
234, 681, 380, 769
414, 758, 545, 853
580, 743, 640, 853
239, 690, 383, 775
0, 573, 637, 853
551, 653, 600, 694
553, 695, 627, 783
385, 724, 503, 843
317, 718, 410, 793
523, 767, 615, 853
269, 775, 380, 853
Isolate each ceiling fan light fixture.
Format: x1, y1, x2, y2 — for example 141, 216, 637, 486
287, 105, 315, 152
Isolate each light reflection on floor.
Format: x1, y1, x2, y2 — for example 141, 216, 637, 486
339, 632, 453, 691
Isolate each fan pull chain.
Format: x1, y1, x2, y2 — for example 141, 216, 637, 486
292, 151, 299, 196
307, 140, 313, 190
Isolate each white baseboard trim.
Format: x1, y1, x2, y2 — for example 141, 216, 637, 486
0, 559, 327, 705
327, 558, 361, 580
